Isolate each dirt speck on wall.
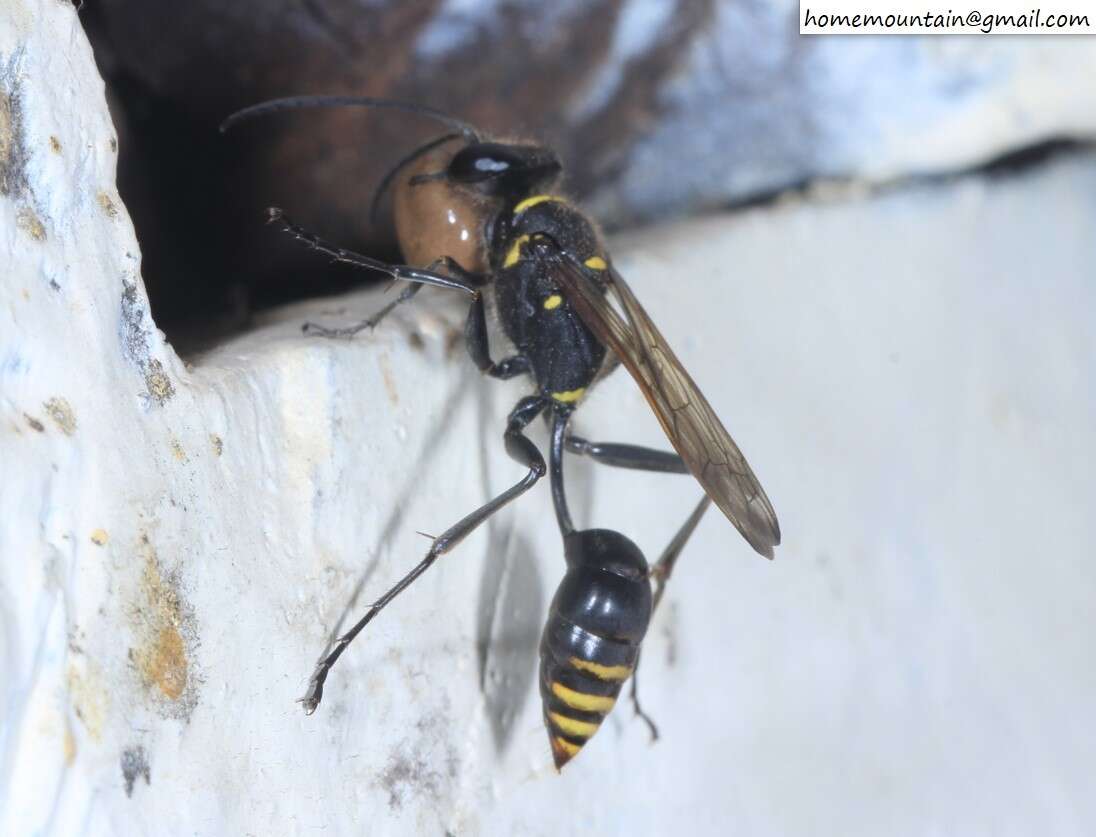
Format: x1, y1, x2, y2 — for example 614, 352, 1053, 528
120, 745, 151, 797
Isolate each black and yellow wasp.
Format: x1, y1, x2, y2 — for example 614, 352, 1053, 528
223, 96, 781, 769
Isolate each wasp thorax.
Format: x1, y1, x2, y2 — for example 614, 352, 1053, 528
393, 138, 489, 271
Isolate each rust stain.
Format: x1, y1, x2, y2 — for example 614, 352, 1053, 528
17, 207, 45, 240
131, 535, 190, 703
64, 725, 77, 765
90, 528, 109, 546
169, 439, 188, 463
139, 626, 188, 700
44, 397, 76, 434
97, 192, 118, 218
145, 360, 175, 404
67, 663, 108, 740
379, 353, 399, 407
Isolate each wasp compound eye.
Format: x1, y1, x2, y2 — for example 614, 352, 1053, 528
447, 142, 562, 195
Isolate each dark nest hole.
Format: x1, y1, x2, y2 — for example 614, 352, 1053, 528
80, 12, 403, 357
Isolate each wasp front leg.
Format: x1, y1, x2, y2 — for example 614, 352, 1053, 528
448, 259, 531, 381
265, 208, 483, 336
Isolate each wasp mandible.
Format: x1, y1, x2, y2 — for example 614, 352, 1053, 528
222, 96, 781, 769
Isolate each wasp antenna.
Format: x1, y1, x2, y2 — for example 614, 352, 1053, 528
219, 95, 481, 141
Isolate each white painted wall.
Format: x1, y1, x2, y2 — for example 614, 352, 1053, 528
2, 2, 1094, 835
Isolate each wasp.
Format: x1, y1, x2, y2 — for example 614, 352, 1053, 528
222, 96, 781, 769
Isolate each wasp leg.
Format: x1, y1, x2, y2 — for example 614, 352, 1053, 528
549, 409, 575, 537
421, 256, 531, 380
268, 208, 481, 295
464, 293, 531, 380
301, 395, 550, 713
629, 648, 660, 741
564, 435, 689, 474
265, 208, 483, 335
306, 281, 427, 338
649, 495, 711, 612
629, 494, 712, 742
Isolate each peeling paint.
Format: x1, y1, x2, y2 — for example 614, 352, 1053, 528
209, 434, 223, 456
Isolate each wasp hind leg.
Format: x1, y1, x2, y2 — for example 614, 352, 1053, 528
300, 395, 550, 713
564, 434, 689, 474
629, 494, 712, 741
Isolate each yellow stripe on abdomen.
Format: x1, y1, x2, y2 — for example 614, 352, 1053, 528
552, 736, 581, 759
569, 657, 632, 681
549, 711, 599, 739
550, 681, 616, 714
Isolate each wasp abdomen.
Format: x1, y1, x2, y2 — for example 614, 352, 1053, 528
539, 529, 652, 769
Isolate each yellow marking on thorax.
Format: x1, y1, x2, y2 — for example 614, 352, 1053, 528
543, 294, 562, 310
569, 657, 632, 681
551, 388, 585, 404
514, 194, 566, 215
584, 255, 607, 270
503, 234, 531, 268
551, 681, 616, 713
549, 711, 599, 739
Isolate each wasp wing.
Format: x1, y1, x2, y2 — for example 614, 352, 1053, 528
543, 247, 781, 559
